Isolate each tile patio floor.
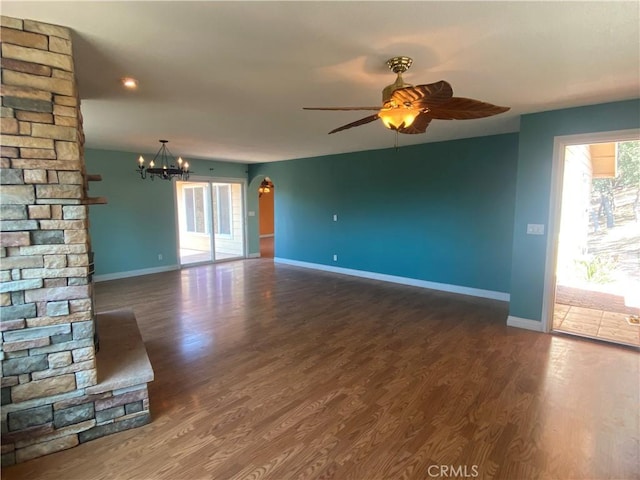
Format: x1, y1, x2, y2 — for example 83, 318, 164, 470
553, 303, 640, 347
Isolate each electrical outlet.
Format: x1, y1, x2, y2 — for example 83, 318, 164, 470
333, 254, 338, 261
158, 253, 163, 261
333, 214, 338, 222
526, 224, 545, 235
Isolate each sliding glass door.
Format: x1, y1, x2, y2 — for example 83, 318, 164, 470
176, 180, 245, 265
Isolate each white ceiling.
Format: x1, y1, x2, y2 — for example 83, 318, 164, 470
3, 1, 639, 163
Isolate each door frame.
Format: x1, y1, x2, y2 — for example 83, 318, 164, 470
174, 175, 248, 266
541, 128, 640, 333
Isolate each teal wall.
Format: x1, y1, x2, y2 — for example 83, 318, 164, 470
509, 99, 640, 322
85, 148, 247, 276
249, 133, 520, 294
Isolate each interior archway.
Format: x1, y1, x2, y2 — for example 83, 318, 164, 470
247, 175, 276, 259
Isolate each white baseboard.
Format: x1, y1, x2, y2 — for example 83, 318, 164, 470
259, 234, 274, 238
94, 265, 179, 282
507, 316, 543, 332
247, 253, 261, 258
273, 257, 510, 302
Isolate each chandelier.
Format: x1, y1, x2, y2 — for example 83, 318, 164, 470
136, 140, 190, 180
258, 178, 274, 197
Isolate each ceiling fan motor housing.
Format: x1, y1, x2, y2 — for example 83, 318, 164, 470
382, 56, 414, 103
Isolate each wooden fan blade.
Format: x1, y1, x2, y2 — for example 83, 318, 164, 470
391, 80, 453, 107
328, 114, 379, 134
303, 106, 382, 111
427, 97, 510, 120
397, 113, 433, 134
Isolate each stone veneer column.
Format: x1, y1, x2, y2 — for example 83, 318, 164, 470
1, 15, 98, 464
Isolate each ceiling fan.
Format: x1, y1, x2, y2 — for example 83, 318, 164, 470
304, 56, 510, 135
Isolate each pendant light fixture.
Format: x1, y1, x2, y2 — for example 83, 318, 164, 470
136, 140, 191, 181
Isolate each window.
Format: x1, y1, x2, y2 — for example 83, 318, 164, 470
212, 184, 232, 236
184, 186, 208, 234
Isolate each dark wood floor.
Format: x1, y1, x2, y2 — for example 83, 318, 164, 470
4, 260, 639, 479
260, 236, 274, 258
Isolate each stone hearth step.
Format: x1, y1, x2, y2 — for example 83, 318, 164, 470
86, 309, 154, 395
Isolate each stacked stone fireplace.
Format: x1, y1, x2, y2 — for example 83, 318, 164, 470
1, 15, 153, 465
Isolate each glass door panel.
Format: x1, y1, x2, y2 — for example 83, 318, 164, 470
211, 182, 244, 261
176, 181, 213, 265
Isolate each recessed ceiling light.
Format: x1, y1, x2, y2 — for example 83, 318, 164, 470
121, 77, 138, 89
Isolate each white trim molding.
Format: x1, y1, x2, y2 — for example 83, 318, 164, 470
94, 265, 179, 282
247, 253, 261, 258
274, 257, 510, 302
507, 316, 544, 332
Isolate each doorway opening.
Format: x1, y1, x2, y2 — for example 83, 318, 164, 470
549, 137, 639, 347
176, 180, 245, 265
258, 177, 275, 258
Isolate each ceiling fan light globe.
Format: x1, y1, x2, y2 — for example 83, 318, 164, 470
379, 107, 420, 130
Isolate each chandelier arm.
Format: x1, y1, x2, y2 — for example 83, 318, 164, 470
152, 145, 165, 166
